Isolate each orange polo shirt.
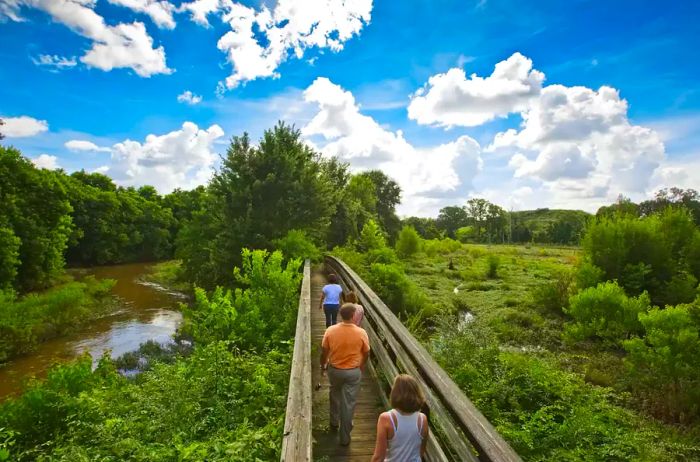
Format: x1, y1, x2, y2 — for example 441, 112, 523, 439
322, 322, 370, 369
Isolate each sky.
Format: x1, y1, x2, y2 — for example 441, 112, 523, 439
1, 0, 699, 216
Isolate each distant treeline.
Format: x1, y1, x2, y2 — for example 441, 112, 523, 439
402, 189, 700, 246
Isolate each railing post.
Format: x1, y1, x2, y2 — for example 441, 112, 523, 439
280, 260, 312, 461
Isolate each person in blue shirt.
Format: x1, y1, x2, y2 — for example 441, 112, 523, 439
319, 273, 344, 328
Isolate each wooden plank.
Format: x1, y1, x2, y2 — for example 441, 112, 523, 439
310, 272, 384, 462
326, 256, 522, 462
281, 260, 312, 462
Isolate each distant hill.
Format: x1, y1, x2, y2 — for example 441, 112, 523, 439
511, 208, 591, 244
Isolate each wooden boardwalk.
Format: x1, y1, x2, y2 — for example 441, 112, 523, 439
310, 271, 383, 461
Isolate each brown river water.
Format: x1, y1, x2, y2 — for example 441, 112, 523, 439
0, 262, 186, 400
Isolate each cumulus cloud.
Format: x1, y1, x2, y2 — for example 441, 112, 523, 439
216, 0, 372, 89
303, 77, 482, 216
2, 0, 171, 77
408, 52, 544, 127
65, 140, 112, 152
177, 90, 203, 105
107, 0, 176, 29
178, 0, 223, 26
489, 82, 665, 197
1, 115, 48, 137
68, 122, 224, 192
31, 154, 60, 170
31, 54, 77, 71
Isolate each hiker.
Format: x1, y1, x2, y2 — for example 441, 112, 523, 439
371, 374, 428, 461
319, 273, 344, 328
344, 291, 365, 326
320, 303, 370, 445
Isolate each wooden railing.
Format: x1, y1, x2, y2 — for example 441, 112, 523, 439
325, 256, 522, 462
280, 260, 312, 462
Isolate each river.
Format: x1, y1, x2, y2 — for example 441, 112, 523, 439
0, 262, 186, 400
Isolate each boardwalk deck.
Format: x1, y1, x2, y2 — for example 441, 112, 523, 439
310, 271, 383, 461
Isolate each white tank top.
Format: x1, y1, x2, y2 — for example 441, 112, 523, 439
385, 410, 424, 462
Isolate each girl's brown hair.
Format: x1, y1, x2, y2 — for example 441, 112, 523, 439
390, 374, 425, 413
345, 291, 359, 304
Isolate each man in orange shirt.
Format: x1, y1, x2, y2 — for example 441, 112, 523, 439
320, 303, 370, 445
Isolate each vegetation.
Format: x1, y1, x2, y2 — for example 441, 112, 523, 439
0, 276, 115, 363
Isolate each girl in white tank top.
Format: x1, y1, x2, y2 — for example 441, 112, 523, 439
372, 375, 428, 462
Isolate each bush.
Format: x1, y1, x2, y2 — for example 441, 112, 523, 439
395, 225, 421, 258
564, 281, 650, 345
486, 254, 500, 278
423, 238, 461, 256
575, 261, 605, 291
531, 271, 573, 314
623, 301, 700, 423
367, 263, 430, 317
272, 229, 322, 262
455, 226, 475, 243
356, 219, 387, 252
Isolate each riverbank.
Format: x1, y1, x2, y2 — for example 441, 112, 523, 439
141, 260, 192, 294
0, 276, 115, 364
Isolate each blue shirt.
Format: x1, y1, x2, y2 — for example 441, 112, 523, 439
323, 284, 343, 305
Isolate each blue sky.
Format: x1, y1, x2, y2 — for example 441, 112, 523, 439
1, 0, 699, 215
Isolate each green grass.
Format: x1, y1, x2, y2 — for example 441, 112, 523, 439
142, 260, 192, 293
403, 243, 700, 460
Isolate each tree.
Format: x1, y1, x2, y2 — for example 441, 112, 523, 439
596, 195, 639, 219
465, 198, 490, 240
180, 123, 337, 287
436, 206, 469, 238
395, 225, 421, 258
402, 217, 441, 239
356, 170, 402, 240
640, 187, 700, 225
0, 147, 73, 292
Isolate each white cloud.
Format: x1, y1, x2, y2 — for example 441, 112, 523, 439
107, 0, 176, 29
179, 0, 223, 26
31, 154, 59, 170
31, 54, 77, 71
65, 140, 112, 152
489, 82, 665, 198
408, 52, 545, 127
2, 0, 171, 77
177, 90, 203, 105
216, 0, 372, 89
303, 77, 482, 216
1, 115, 48, 137
81, 122, 225, 192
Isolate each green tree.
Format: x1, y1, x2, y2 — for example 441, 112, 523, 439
356, 170, 401, 240
436, 206, 469, 238
357, 219, 387, 252
395, 225, 421, 258
180, 123, 336, 287
0, 147, 73, 292
465, 198, 490, 241
402, 217, 441, 239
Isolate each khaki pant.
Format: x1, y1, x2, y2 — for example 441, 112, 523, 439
327, 366, 362, 445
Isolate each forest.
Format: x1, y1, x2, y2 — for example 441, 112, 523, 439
1, 123, 699, 460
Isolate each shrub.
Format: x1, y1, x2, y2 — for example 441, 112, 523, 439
531, 271, 573, 314
272, 229, 322, 262
367, 263, 430, 317
423, 238, 461, 256
455, 226, 475, 243
564, 281, 650, 345
395, 225, 421, 258
623, 301, 700, 422
575, 261, 604, 291
356, 219, 387, 252
486, 254, 500, 278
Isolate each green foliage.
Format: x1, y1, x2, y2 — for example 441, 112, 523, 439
273, 229, 322, 262
401, 216, 441, 239
455, 225, 474, 243
367, 263, 431, 318
179, 123, 337, 288
422, 237, 461, 256
564, 282, 650, 345
0, 277, 115, 362
356, 219, 387, 252
395, 225, 421, 258
581, 208, 699, 305
510, 208, 590, 245
436, 205, 469, 238
575, 261, 605, 291
486, 254, 500, 278
0, 344, 290, 461
623, 301, 700, 422
0, 146, 73, 292
531, 270, 573, 314
355, 170, 402, 241
183, 249, 301, 351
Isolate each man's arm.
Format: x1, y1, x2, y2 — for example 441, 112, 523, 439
320, 345, 330, 369
319, 292, 325, 311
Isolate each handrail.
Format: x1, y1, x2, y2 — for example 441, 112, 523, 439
325, 255, 522, 462
280, 259, 312, 462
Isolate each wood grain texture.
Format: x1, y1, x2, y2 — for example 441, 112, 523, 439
281, 260, 313, 462
310, 271, 384, 461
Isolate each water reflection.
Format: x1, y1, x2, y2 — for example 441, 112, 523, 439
0, 263, 184, 400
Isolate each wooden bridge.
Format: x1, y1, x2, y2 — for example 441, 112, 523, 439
281, 256, 522, 462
